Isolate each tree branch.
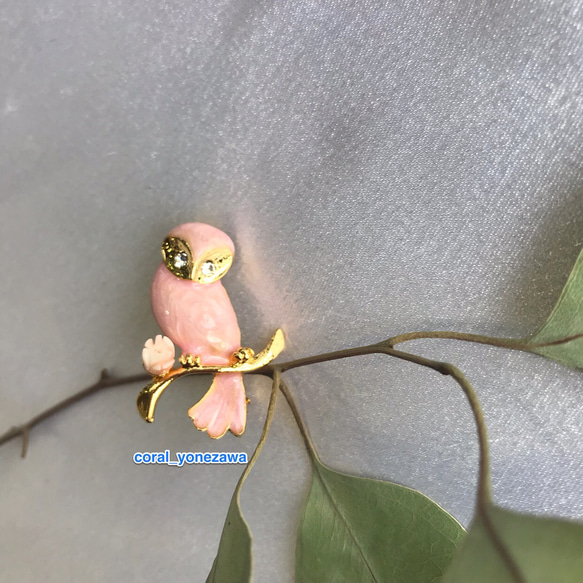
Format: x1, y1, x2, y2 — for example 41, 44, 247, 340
0, 341, 528, 580
267, 343, 490, 502
0, 370, 150, 457
384, 330, 583, 352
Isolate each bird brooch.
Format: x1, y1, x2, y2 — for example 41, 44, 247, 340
136, 222, 284, 438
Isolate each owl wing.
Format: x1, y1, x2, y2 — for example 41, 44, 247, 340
152, 266, 241, 362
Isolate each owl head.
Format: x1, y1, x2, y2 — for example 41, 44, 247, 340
160, 222, 235, 284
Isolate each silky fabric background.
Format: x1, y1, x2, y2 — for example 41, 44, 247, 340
1, 1, 583, 581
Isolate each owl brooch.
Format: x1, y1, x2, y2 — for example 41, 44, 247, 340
136, 222, 284, 438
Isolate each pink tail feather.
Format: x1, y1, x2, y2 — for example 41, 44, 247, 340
187, 373, 247, 438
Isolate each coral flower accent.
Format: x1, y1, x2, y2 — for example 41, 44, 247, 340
142, 335, 176, 376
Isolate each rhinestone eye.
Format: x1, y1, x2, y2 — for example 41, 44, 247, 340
173, 252, 189, 268
201, 260, 216, 276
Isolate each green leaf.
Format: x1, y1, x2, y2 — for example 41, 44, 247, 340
206, 372, 280, 583
205, 491, 252, 583
443, 506, 583, 582
296, 458, 465, 583
526, 247, 583, 368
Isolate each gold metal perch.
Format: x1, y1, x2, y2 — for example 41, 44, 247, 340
136, 328, 285, 423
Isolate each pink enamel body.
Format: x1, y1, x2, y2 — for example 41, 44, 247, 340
151, 265, 240, 365
149, 222, 246, 438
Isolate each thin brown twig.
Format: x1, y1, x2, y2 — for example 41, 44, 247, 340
0, 343, 459, 459
0, 369, 150, 457
5, 328, 580, 459
268, 344, 491, 502
236, 368, 280, 490
384, 330, 583, 351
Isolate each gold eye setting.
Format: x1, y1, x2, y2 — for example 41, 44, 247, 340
193, 249, 233, 283
162, 237, 193, 280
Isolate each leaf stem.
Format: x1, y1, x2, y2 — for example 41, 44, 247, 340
277, 379, 319, 465
272, 344, 492, 505
279, 377, 383, 581
0, 370, 150, 457
206, 371, 280, 582
235, 369, 279, 490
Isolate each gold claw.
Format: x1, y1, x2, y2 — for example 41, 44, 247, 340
234, 347, 255, 363
179, 353, 201, 368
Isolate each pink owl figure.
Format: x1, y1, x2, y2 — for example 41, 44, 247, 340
143, 223, 246, 439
